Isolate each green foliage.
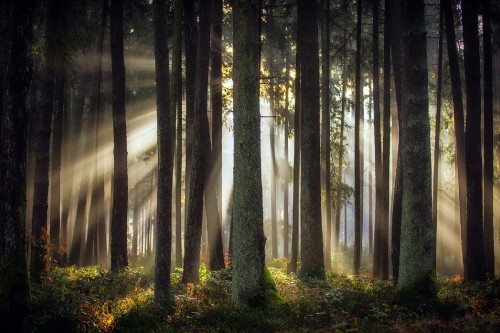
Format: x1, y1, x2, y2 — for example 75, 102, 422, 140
30, 265, 500, 332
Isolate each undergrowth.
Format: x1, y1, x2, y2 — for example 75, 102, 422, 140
30, 264, 500, 332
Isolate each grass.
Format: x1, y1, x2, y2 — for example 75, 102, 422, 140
30, 263, 500, 332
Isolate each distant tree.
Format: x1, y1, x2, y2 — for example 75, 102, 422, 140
395, 0, 434, 295
461, 0, 486, 282
0, 0, 34, 330
232, 0, 268, 306
110, 0, 128, 271
153, 0, 173, 306
298, 0, 324, 278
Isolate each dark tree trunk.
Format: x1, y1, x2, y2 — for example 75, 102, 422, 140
232, 0, 267, 306
153, 0, 173, 305
0, 0, 33, 329
482, 0, 494, 277
461, 0, 486, 282
110, 0, 128, 271
380, 0, 391, 280
183, 0, 219, 282
172, 0, 183, 269
443, 0, 466, 267
32, 0, 60, 279
432, 5, 444, 271
211, 0, 224, 249
298, 0, 324, 278
396, 0, 434, 294
321, 0, 331, 271
283, 46, 290, 260
183, 0, 197, 233
353, 0, 362, 276
289, 47, 301, 274
270, 84, 278, 259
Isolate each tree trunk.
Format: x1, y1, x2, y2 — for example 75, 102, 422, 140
289, 45, 300, 274
321, 0, 331, 272
380, 0, 391, 280
298, 0, 324, 278
0, 0, 33, 330
270, 84, 278, 260
172, 0, 183, 269
32, 0, 60, 279
443, 0, 466, 269
396, 0, 434, 294
232, 0, 267, 306
482, 0, 494, 277
110, 0, 128, 271
283, 46, 290, 260
432, 5, 443, 271
461, 0, 486, 282
183, 0, 197, 235
354, 0, 362, 276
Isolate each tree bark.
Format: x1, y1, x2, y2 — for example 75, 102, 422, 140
232, 0, 267, 306
110, 0, 128, 271
298, 0, 324, 278
461, 0, 486, 282
354, 0, 362, 276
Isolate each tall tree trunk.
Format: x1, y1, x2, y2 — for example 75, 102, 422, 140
380, 0, 391, 280
461, 0, 486, 282
443, 0, 466, 269
183, 0, 197, 234
183, 0, 220, 282
289, 45, 301, 274
298, 0, 324, 278
172, 0, 183, 269
321, 0, 332, 271
482, 0, 494, 277
368, 84, 373, 256
354, 0, 362, 276
110, 0, 128, 271
270, 84, 278, 260
211, 0, 223, 244
154, 0, 173, 305
50, 62, 65, 263
0, 0, 33, 329
432, 5, 444, 271
396, 0, 434, 294
232, 0, 268, 306
283, 46, 290, 260
31, 0, 60, 279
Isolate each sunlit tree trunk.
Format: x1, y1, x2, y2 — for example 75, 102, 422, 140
443, 0, 466, 269
110, 0, 128, 271
353, 0, 362, 276
298, 0, 324, 278
396, 0, 434, 294
321, 0, 331, 272
289, 46, 300, 274
461, 0, 486, 282
0, 0, 33, 329
482, 0, 494, 277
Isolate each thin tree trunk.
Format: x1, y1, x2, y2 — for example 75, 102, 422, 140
110, 0, 128, 271
432, 4, 443, 271
353, 0, 362, 276
270, 83, 278, 260
284, 46, 290, 260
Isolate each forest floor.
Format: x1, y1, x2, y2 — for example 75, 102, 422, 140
31, 260, 499, 333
